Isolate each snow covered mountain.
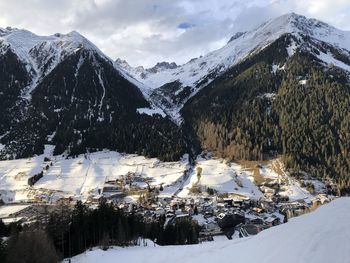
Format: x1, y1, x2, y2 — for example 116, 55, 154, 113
0, 27, 108, 99
0, 13, 349, 188
0, 27, 186, 160
177, 13, 350, 190
71, 197, 350, 263
115, 59, 178, 77
118, 13, 350, 122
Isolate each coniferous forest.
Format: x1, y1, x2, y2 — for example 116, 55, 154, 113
182, 34, 350, 193
0, 199, 200, 262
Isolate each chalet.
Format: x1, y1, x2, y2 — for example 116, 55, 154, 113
249, 217, 264, 225
2, 216, 25, 225
232, 199, 245, 208
216, 202, 226, 210
279, 201, 309, 218
237, 224, 268, 237
223, 198, 233, 206
262, 180, 280, 188
260, 186, 276, 195
102, 189, 125, 199
259, 200, 275, 213
265, 216, 280, 226
204, 222, 219, 232
174, 214, 190, 223
252, 207, 263, 213
312, 194, 330, 205
102, 185, 122, 193
155, 207, 165, 215
204, 211, 214, 219
104, 176, 119, 184
217, 212, 245, 229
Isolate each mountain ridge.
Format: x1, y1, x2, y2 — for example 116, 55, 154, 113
0, 27, 186, 161
118, 13, 350, 123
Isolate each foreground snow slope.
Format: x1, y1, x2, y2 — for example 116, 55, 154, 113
72, 198, 350, 263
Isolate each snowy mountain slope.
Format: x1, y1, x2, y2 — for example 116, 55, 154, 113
0, 27, 108, 71
115, 59, 178, 78
0, 26, 172, 126
0, 27, 186, 160
71, 197, 350, 263
0, 27, 111, 99
118, 13, 350, 121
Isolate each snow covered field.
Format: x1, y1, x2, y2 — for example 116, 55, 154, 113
71, 198, 350, 263
0, 204, 29, 218
178, 157, 263, 199
0, 147, 189, 203
258, 161, 315, 202
0, 146, 319, 204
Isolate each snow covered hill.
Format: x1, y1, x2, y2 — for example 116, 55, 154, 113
0, 146, 320, 204
0, 147, 190, 203
71, 197, 350, 263
118, 13, 350, 122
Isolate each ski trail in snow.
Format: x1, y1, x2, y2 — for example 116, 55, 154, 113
80, 155, 92, 195
173, 166, 195, 197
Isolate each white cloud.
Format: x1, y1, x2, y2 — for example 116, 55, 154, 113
0, 0, 349, 67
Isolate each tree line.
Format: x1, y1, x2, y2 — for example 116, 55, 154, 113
0, 199, 200, 262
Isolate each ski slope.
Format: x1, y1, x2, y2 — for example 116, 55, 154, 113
71, 197, 350, 263
177, 157, 263, 199
0, 148, 189, 202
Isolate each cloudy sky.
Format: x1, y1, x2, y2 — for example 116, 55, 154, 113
0, 0, 350, 67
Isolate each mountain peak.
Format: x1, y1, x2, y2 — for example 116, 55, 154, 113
0, 28, 104, 64
0, 27, 112, 91
147, 61, 178, 73
118, 12, 350, 124
0, 26, 19, 36
266, 12, 345, 41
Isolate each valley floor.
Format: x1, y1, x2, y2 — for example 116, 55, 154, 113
0, 145, 324, 204
0, 146, 332, 237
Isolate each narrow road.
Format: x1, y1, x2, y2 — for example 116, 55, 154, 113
173, 166, 194, 197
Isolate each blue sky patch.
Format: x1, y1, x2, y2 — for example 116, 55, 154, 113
177, 22, 195, 29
